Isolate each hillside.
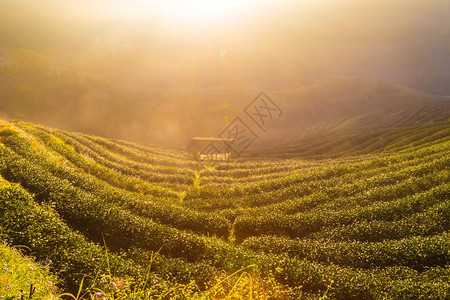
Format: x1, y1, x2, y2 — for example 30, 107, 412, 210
0, 119, 448, 299
253, 77, 450, 147
252, 121, 450, 159
1, 60, 448, 148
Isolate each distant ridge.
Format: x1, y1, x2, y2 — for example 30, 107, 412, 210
1, 75, 448, 149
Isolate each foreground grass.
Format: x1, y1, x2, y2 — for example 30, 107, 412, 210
59, 263, 316, 300
0, 243, 57, 299
0, 246, 304, 300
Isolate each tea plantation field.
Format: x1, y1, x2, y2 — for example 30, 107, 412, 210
0, 119, 448, 299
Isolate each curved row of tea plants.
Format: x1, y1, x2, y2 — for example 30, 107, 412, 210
0, 119, 448, 299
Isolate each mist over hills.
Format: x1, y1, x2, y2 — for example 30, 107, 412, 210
0, 0, 449, 150
1, 0, 449, 94
0, 63, 448, 149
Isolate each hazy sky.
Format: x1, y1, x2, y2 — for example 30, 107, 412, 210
1, 0, 449, 146
0, 0, 449, 94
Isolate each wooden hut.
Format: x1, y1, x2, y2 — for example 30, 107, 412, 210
186, 137, 234, 160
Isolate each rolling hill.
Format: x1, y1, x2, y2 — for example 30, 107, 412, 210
0, 117, 448, 299
1, 66, 449, 149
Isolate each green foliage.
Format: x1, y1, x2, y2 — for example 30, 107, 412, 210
0, 243, 57, 299
0, 180, 157, 292
243, 233, 450, 270
1, 125, 230, 238
0, 120, 449, 299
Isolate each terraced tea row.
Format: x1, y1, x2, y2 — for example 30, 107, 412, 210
0, 119, 448, 299
260, 120, 450, 159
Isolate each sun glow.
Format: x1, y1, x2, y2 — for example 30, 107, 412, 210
160, 0, 261, 17
109, 0, 275, 21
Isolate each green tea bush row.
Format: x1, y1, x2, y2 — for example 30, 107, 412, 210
184, 143, 446, 210
243, 232, 450, 270
0, 149, 237, 259
222, 167, 448, 223
359, 126, 449, 155
234, 183, 449, 241
199, 160, 321, 182
1, 130, 231, 237
0, 181, 159, 292
0, 180, 233, 297
311, 199, 450, 242
58, 129, 195, 178
86, 133, 199, 168
14, 123, 181, 199
266, 120, 449, 159
203, 137, 446, 186
0, 167, 446, 298
8, 131, 230, 237
193, 154, 447, 214
337, 122, 449, 156
385, 129, 450, 153
109, 135, 190, 160
255, 253, 450, 299
236, 156, 447, 211
52, 130, 194, 189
